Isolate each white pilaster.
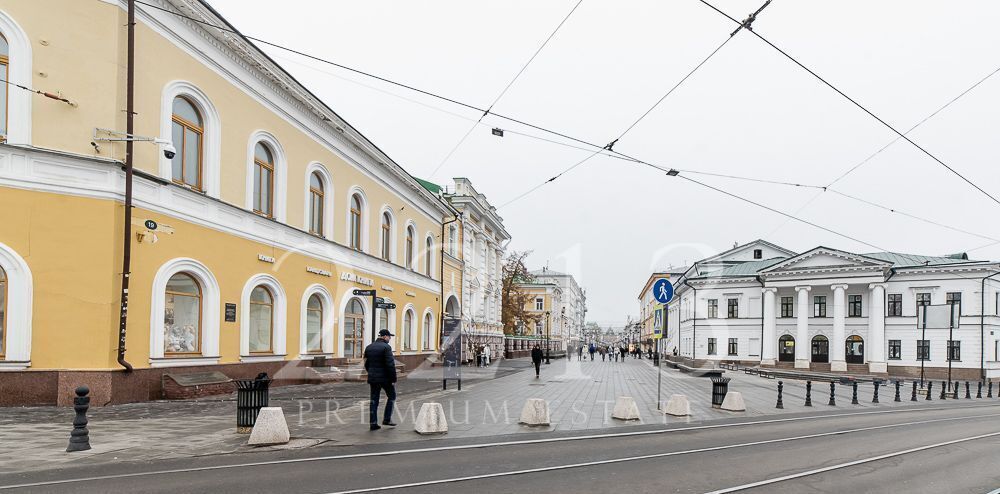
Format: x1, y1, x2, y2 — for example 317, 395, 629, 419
795, 286, 811, 369
868, 283, 887, 373
761, 288, 777, 366
831, 284, 848, 372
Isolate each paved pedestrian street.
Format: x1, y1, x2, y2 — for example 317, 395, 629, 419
0, 357, 974, 476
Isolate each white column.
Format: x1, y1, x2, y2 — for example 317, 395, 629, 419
795, 286, 811, 369
761, 288, 778, 366
868, 283, 887, 374
831, 284, 848, 372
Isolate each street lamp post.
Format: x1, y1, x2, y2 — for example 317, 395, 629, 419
545, 311, 551, 364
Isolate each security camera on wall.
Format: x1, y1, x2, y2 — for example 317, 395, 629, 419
154, 138, 177, 159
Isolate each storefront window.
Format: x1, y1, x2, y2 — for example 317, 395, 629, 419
164, 273, 201, 354
306, 294, 323, 353
249, 286, 273, 353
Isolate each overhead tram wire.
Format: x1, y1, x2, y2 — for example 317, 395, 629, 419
135, 0, 1000, 256
696, 0, 1000, 208
497, 0, 772, 208
427, 0, 586, 179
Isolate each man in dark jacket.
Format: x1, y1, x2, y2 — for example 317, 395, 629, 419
531, 345, 544, 378
364, 329, 397, 430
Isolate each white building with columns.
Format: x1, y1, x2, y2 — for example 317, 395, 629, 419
666, 240, 1000, 381
531, 267, 587, 350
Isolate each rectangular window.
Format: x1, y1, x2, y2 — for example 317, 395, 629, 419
708, 338, 717, 356
947, 340, 961, 361
813, 296, 827, 317
916, 292, 931, 314
707, 299, 718, 318
780, 297, 793, 318
535, 297, 543, 311
887, 293, 902, 317
728, 338, 738, 356
848, 295, 862, 317
917, 340, 930, 361
946, 292, 962, 316
888, 340, 901, 360
727, 299, 738, 319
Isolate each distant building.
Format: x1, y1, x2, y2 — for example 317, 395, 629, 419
661, 240, 1000, 381
531, 267, 587, 349
637, 269, 686, 354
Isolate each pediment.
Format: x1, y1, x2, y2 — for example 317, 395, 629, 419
761, 247, 890, 274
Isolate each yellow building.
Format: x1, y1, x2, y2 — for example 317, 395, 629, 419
0, 0, 465, 405
509, 282, 565, 356
637, 272, 677, 354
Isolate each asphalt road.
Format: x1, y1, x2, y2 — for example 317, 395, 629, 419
3, 401, 999, 494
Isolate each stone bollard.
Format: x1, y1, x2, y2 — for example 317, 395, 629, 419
851, 382, 859, 405
721, 392, 746, 412
66, 386, 92, 452
805, 381, 812, 407
926, 381, 933, 400
776, 381, 784, 409
519, 398, 551, 426
965, 382, 971, 399
977, 381, 983, 399
828, 382, 836, 406
872, 381, 880, 404
664, 394, 691, 417
894, 381, 901, 402
414, 403, 448, 435
612, 396, 642, 421
911, 381, 918, 402
248, 407, 290, 446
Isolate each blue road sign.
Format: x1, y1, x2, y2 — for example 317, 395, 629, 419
652, 278, 673, 304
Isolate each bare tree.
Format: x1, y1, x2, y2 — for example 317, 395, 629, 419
501, 250, 539, 335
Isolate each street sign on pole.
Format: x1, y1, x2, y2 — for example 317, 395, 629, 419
353, 289, 375, 296
652, 278, 673, 304
375, 302, 396, 310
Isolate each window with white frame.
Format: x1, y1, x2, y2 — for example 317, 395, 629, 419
535, 297, 544, 311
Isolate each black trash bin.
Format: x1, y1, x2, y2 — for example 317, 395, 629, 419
711, 377, 731, 408
235, 372, 270, 433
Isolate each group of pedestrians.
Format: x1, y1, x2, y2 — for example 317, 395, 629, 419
575, 342, 629, 362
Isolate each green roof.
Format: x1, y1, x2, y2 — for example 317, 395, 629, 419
696, 258, 787, 278
414, 177, 442, 194
861, 252, 977, 268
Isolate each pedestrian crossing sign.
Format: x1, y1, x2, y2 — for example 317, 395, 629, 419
653, 305, 664, 339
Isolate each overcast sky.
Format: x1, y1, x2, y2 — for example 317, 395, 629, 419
209, 0, 1000, 326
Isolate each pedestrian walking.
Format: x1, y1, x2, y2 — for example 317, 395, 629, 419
620, 346, 627, 362
364, 329, 397, 431
577, 345, 584, 361
483, 344, 492, 367
600, 348, 606, 361
531, 345, 544, 378
589, 343, 596, 361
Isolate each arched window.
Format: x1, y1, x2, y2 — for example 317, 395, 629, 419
405, 225, 415, 269
379, 306, 389, 334
164, 273, 201, 355
425, 236, 433, 276
423, 312, 432, 350
0, 34, 8, 142
249, 286, 274, 353
0, 265, 6, 357
381, 212, 392, 261
252, 143, 274, 217
344, 298, 365, 358
350, 194, 363, 250
308, 172, 324, 236
170, 96, 203, 190
403, 310, 414, 350
306, 294, 323, 353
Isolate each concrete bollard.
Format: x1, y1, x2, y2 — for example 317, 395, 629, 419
414, 402, 448, 435
66, 386, 92, 452
612, 396, 642, 421
721, 391, 746, 412
248, 407, 290, 446
519, 398, 551, 426
664, 394, 691, 417
775, 381, 784, 409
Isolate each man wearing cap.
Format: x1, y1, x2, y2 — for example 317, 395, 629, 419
364, 329, 397, 430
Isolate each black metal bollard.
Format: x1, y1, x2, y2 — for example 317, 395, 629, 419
989, 382, 994, 398
872, 381, 880, 404
926, 381, 933, 400
829, 382, 836, 406
940, 381, 947, 400
805, 380, 812, 407
776, 381, 784, 409
894, 380, 901, 402
964, 381, 970, 399
66, 386, 92, 452
852, 381, 859, 405
953, 381, 959, 400
911, 381, 918, 401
